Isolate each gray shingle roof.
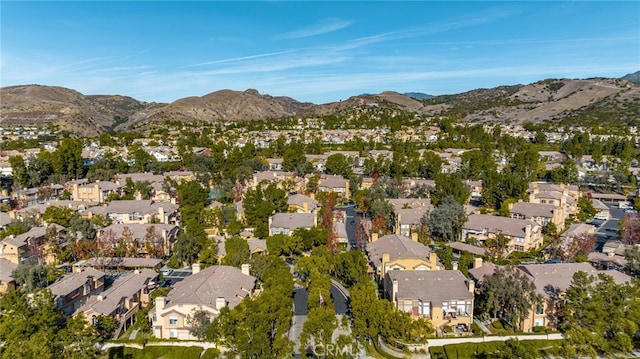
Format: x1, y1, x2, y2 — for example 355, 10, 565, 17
0, 258, 17, 283
464, 214, 539, 238
388, 270, 473, 302
366, 234, 432, 268
517, 263, 632, 299
165, 265, 255, 309
79, 268, 157, 315
270, 212, 316, 230
47, 267, 105, 297
510, 202, 557, 218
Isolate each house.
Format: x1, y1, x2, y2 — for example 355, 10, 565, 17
266, 158, 284, 171
97, 223, 179, 258
79, 268, 157, 338
151, 264, 255, 340
447, 242, 487, 257
385, 270, 474, 331
268, 212, 317, 236
0, 224, 65, 264
461, 214, 543, 254
366, 234, 440, 285
469, 259, 632, 332
163, 170, 195, 184
47, 267, 106, 316
591, 198, 610, 219
71, 181, 122, 203
388, 200, 432, 241
529, 182, 580, 217
509, 201, 565, 231
318, 174, 350, 199
517, 263, 632, 332
287, 194, 319, 214
0, 258, 18, 293
332, 221, 348, 248
87, 200, 179, 225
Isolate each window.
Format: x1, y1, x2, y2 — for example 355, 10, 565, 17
169, 316, 178, 325
536, 304, 544, 315
169, 329, 177, 338
152, 314, 157, 322
419, 301, 430, 316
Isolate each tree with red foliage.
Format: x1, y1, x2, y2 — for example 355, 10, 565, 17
621, 213, 640, 245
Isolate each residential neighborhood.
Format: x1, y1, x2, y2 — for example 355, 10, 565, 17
1, 117, 640, 359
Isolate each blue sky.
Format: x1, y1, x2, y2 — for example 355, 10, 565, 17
1, 1, 639, 104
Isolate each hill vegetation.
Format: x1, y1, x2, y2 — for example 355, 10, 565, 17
1, 74, 638, 134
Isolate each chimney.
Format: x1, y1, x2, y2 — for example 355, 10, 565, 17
303, 201, 309, 213
452, 261, 458, 271
371, 233, 378, 242
392, 279, 398, 302
468, 279, 475, 293
192, 262, 201, 274
607, 251, 615, 257
474, 257, 483, 269
158, 207, 165, 223
241, 263, 250, 276
97, 295, 104, 302
429, 253, 438, 269
411, 232, 418, 242
215, 297, 226, 310
155, 296, 166, 311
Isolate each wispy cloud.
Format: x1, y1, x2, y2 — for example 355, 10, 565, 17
276, 18, 352, 39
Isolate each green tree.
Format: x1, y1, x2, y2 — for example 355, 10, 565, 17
300, 306, 338, 353
422, 195, 467, 242
432, 172, 470, 206
243, 182, 288, 238
475, 266, 541, 328
186, 309, 211, 341
42, 206, 76, 227
52, 138, 84, 179
221, 236, 250, 268
9, 155, 28, 188
325, 154, 353, 178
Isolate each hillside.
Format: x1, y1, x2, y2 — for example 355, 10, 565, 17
0, 85, 157, 136
1, 74, 639, 134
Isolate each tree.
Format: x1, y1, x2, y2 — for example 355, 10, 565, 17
52, 138, 84, 179
577, 197, 598, 221
623, 246, 640, 275
494, 339, 538, 359
9, 155, 28, 188
484, 233, 511, 258
92, 314, 117, 340
562, 271, 640, 356
221, 236, 250, 268
432, 172, 469, 206
422, 195, 467, 242
435, 246, 455, 269
300, 306, 338, 354
0, 290, 105, 359
12, 262, 58, 291
186, 309, 211, 340
621, 213, 640, 245
475, 266, 541, 328
210, 257, 294, 358
325, 154, 353, 178
243, 182, 288, 238
42, 206, 76, 227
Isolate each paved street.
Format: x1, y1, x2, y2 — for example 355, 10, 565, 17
594, 203, 625, 251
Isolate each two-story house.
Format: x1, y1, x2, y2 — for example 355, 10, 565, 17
462, 214, 543, 254
151, 264, 255, 340
509, 201, 565, 231
268, 212, 317, 236
87, 200, 179, 225
79, 268, 157, 338
47, 267, 106, 316
366, 234, 440, 286
71, 181, 122, 203
385, 270, 474, 331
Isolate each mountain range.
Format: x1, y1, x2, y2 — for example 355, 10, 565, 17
1, 71, 639, 136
